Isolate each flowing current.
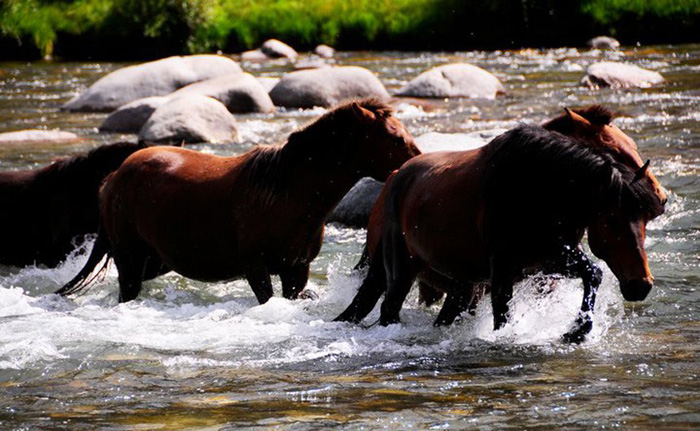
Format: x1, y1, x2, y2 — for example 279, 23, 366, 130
1, 45, 699, 429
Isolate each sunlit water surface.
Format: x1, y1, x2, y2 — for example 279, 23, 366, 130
0, 45, 699, 430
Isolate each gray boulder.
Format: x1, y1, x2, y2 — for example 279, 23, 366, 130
581, 61, 665, 89
258, 77, 281, 93
260, 39, 298, 59
328, 177, 383, 228
314, 44, 335, 58
396, 63, 505, 99
0, 129, 82, 145
99, 96, 168, 133
63, 55, 242, 112
170, 73, 274, 113
269, 66, 390, 109
241, 49, 269, 61
138, 94, 238, 144
588, 36, 620, 50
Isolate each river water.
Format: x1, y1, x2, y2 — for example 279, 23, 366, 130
0, 45, 698, 430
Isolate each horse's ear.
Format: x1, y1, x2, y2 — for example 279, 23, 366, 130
350, 102, 376, 122
565, 107, 597, 132
633, 159, 650, 183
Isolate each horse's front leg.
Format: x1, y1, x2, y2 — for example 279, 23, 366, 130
280, 263, 312, 300
490, 256, 515, 330
246, 267, 274, 304
559, 245, 603, 344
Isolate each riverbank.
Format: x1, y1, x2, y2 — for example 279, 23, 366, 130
1, 0, 699, 61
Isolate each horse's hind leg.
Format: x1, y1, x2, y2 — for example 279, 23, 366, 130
379, 224, 417, 326
112, 250, 147, 303
334, 249, 387, 323
434, 289, 471, 326
143, 255, 169, 281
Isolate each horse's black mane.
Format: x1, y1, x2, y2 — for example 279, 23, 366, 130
43, 141, 141, 179
245, 98, 394, 204
483, 124, 663, 219
542, 105, 618, 135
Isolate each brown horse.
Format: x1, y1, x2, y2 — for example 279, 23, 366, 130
0, 142, 143, 267
335, 106, 667, 343
56, 99, 419, 303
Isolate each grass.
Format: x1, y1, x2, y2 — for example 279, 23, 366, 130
1, 0, 698, 60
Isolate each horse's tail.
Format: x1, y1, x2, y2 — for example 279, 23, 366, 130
334, 239, 388, 323
55, 227, 110, 297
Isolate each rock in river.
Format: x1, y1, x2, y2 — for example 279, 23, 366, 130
581, 61, 665, 89
138, 94, 238, 144
63, 55, 242, 112
587, 36, 620, 50
170, 73, 274, 114
0, 129, 82, 145
270, 66, 390, 109
260, 39, 298, 59
396, 63, 506, 99
99, 96, 169, 133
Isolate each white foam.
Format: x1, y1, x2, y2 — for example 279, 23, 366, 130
0, 233, 630, 373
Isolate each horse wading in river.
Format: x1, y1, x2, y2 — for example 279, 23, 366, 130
57, 99, 420, 303
336, 107, 667, 343
0, 142, 143, 267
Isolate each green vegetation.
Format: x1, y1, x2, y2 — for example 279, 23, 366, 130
1, 0, 698, 60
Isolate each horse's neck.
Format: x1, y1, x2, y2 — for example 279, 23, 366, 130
281, 141, 362, 216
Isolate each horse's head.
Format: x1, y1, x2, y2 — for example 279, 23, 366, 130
344, 99, 420, 181
587, 160, 667, 301
543, 106, 667, 207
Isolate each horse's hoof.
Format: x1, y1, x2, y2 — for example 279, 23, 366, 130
562, 330, 587, 344
562, 320, 592, 344
297, 289, 319, 300
379, 315, 400, 326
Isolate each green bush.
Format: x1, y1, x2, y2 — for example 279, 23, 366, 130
1, 0, 699, 60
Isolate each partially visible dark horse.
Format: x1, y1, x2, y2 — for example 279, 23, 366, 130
0, 142, 143, 267
336, 106, 667, 343
57, 99, 420, 303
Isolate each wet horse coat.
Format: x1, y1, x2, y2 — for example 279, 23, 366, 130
0, 142, 143, 267
57, 99, 419, 303
336, 107, 666, 342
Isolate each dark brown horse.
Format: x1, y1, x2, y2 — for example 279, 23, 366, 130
0, 142, 143, 267
56, 99, 419, 303
335, 106, 667, 343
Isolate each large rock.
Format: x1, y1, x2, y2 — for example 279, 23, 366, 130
170, 73, 274, 113
99, 96, 168, 133
396, 63, 505, 99
581, 62, 665, 89
138, 94, 238, 144
327, 177, 383, 228
63, 55, 242, 112
260, 39, 298, 59
270, 66, 390, 109
258, 77, 280, 93
241, 49, 269, 61
587, 36, 620, 50
0, 129, 82, 145
314, 44, 335, 58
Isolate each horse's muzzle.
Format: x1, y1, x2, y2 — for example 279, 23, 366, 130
620, 278, 653, 301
